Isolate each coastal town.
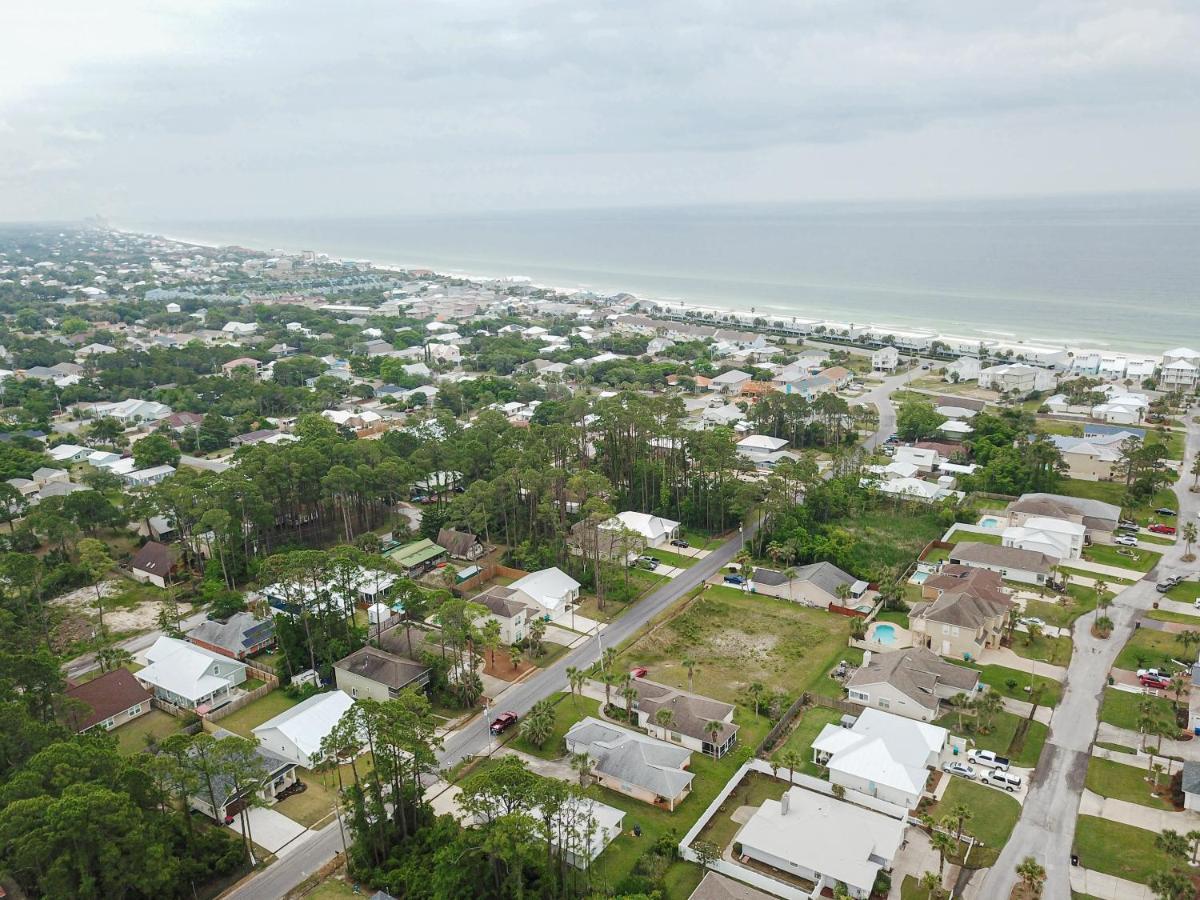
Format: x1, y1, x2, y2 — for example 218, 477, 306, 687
1, 224, 1199, 900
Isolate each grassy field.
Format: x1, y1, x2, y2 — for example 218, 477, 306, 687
1114, 629, 1194, 673
115, 709, 184, 754
769, 706, 845, 775
972, 664, 1063, 707
1145, 609, 1200, 625
926, 778, 1020, 867
510, 692, 602, 759
215, 690, 301, 738
934, 709, 1047, 768
1058, 567, 1136, 587
1035, 419, 1084, 438
644, 548, 697, 569
1165, 582, 1200, 603
1082, 543, 1162, 573
619, 586, 852, 705
1008, 631, 1073, 667
694, 768, 789, 850
1022, 584, 1112, 629
1098, 688, 1176, 732
1074, 815, 1180, 884
828, 507, 948, 581
1085, 756, 1177, 810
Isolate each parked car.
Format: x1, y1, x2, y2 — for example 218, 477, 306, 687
1114, 536, 1139, 546
967, 749, 1010, 772
942, 761, 976, 780
723, 574, 746, 585
669, 539, 690, 548
986, 770, 1023, 793
1137, 668, 1168, 679
629, 666, 648, 679
1140, 674, 1171, 689
1156, 507, 1177, 516
636, 559, 659, 571
1117, 524, 1139, 533
489, 711, 519, 735
638, 555, 660, 564
1118, 519, 1137, 529
1149, 524, 1177, 535
1021, 617, 1047, 630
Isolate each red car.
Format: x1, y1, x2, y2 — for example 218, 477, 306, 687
489, 711, 519, 735
1149, 524, 1177, 535
630, 666, 648, 679
1141, 674, 1171, 689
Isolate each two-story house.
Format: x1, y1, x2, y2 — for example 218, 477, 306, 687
908, 566, 1013, 662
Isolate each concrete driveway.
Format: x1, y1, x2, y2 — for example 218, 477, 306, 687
228, 806, 307, 855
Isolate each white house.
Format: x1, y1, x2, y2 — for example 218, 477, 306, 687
943, 357, 981, 383
136, 636, 247, 711
893, 446, 938, 473
252, 690, 356, 770
736, 784, 906, 900
222, 321, 258, 336
709, 369, 753, 395
600, 511, 681, 547
1161, 348, 1200, 391
1002, 515, 1085, 561
508, 567, 581, 620
871, 346, 900, 373
811, 708, 947, 810
92, 398, 173, 424
122, 465, 176, 487
978, 363, 1056, 396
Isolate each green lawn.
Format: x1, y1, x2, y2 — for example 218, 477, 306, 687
926, 778, 1020, 867
215, 690, 301, 738
900, 876, 937, 900
1035, 419, 1084, 438
935, 709, 1047, 768
1114, 629, 1194, 673
1074, 815, 1180, 884
1058, 478, 1178, 526
1085, 756, 1177, 810
1021, 586, 1109, 629
678, 529, 722, 551
1059, 567, 1136, 587
510, 692, 602, 759
875, 609, 910, 628
1145, 609, 1200, 626
769, 706, 845, 775
618, 586, 852, 706
1165, 582, 1200, 604
644, 548, 697, 569
1008, 631, 1073, 667
115, 709, 185, 754
1098, 688, 1176, 732
1082, 543, 1162, 573
1140, 533, 1177, 547
694, 768, 789, 850
972, 664, 1063, 707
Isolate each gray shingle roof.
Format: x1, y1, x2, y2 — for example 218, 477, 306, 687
632, 679, 738, 746
186, 612, 274, 655
1182, 761, 1200, 796
565, 717, 694, 798
950, 542, 1058, 574
848, 647, 980, 711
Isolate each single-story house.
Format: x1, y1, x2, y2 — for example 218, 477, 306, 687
737, 783, 905, 900
137, 635, 247, 711
252, 689, 356, 770
130, 540, 181, 588
1182, 761, 1200, 813
384, 537, 448, 575
750, 561, 867, 608
687, 872, 778, 900
564, 717, 694, 810
436, 528, 485, 561
1002, 515, 1085, 561
1007, 493, 1120, 543
811, 708, 947, 810
846, 648, 981, 722
186, 612, 276, 660
333, 646, 431, 701
600, 511, 681, 548
189, 740, 298, 823
948, 542, 1058, 587
64, 668, 152, 734
508, 567, 581, 620
631, 678, 739, 758
708, 369, 753, 395
122, 464, 176, 487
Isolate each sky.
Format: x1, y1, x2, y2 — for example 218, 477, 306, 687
1, 0, 1199, 221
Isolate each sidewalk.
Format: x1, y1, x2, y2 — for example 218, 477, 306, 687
1079, 787, 1200, 833
1096, 722, 1200, 762
1070, 866, 1155, 899
1065, 559, 1150, 580
1000, 695, 1054, 725
979, 646, 1068, 682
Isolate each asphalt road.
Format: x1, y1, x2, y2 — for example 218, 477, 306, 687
978, 411, 1200, 900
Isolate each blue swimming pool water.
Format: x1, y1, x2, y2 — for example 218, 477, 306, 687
909, 571, 929, 585
873, 624, 897, 645
979, 516, 1002, 528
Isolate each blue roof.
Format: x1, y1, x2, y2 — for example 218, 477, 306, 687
1083, 423, 1145, 439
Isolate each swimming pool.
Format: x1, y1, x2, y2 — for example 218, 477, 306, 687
873, 623, 897, 645
978, 515, 1003, 528
909, 571, 929, 585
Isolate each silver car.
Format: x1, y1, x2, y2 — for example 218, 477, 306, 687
942, 761, 976, 780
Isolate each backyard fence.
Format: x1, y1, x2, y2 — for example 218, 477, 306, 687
807, 693, 862, 716
453, 563, 530, 595
756, 695, 806, 756
205, 680, 277, 724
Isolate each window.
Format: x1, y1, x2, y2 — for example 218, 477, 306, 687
848, 689, 869, 702
941, 624, 951, 635
951, 626, 960, 636
351, 688, 358, 698
103, 717, 116, 729
128, 704, 142, 716
878, 698, 890, 709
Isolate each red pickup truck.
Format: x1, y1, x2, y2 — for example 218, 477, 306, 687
489, 711, 519, 735
1149, 524, 1177, 535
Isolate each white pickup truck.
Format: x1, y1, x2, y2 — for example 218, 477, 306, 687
967, 749, 1010, 772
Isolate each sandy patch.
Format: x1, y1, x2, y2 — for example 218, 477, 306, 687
50, 578, 163, 633
709, 630, 778, 659
49, 579, 124, 611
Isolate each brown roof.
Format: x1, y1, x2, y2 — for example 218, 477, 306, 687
950, 542, 1057, 574
437, 528, 482, 559
335, 646, 429, 690
688, 872, 777, 900
473, 586, 527, 619
164, 412, 204, 428
819, 365, 851, 381
632, 678, 739, 746
131, 541, 178, 576
848, 647, 979, 711
65, 669, 151, 731
918, 565, 1012, 629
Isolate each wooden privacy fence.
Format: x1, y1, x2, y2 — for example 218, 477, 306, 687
205, 680, 277, 724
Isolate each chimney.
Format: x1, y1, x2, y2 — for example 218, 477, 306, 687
780, 791, 790, 816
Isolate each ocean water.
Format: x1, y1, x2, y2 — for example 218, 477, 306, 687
127, 192, 1200, 353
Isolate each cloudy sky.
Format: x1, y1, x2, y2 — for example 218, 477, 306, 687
2, 0, 1198, 221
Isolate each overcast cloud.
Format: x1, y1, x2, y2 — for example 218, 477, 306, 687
1, 0, 1198, 220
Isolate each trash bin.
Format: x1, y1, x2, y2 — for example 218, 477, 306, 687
1071, 854, 1079, 866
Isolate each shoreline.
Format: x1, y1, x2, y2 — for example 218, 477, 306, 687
133, 226, 1174, 362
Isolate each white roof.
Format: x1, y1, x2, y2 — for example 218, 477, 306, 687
1163, 347, 1200, 359
510, 567, 581, 613
139, 635, 244, 702
603, 511, 681, 542
737, 786, 905, 892
252, 690, 355, 763
736, 434, 789, 452
813, 708, 946, 796
47, 443, 89, 461
939, 420, 973, 435
1019, 515, 1086, 536
710, 369, 752, 384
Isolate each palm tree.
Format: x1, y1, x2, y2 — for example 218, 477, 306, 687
949, 803, 973, 843
834, 582, 852, 608
654, 707, 675, 738
682, 656, 697, 691
849, 617, 868, 641
1148, 867, 1193, 900
704, 720, 724, 759
621, 682, 638, 721
1183, 521, 1198, 560
1094, 615, 1114, 637
748, 681, 765, 718
1186, 829, 1200, 865
1094, 579, 1111, 611
975, 690, 1003, 733
918, 870, 942, 899
779, 748, 803, 783
569, 751, 592, 786
518, 697, 557, 749
600, 670, 619, 710
1157, 829, 1191, 866
565, 665, 582, 709
783, 566, 798, 603
931, 830, 956, 877
1015, 856, 1047, 897
1178, 630, 1200, 659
